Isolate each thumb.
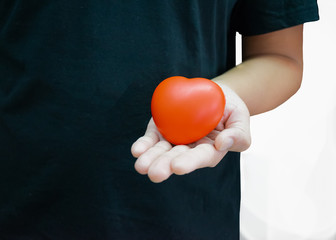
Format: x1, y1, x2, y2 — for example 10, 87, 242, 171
215, 127, 251, 152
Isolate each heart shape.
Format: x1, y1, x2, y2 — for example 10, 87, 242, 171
151, 76, 225, 145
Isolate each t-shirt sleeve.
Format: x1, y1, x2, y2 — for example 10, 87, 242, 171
233, 0, 319, 36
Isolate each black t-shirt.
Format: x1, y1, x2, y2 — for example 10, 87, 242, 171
0, 1, 319, 239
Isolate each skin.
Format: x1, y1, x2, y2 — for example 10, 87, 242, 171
131, 24, 304, 183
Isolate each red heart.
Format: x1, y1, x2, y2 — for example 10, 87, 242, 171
151, 76, 225, 145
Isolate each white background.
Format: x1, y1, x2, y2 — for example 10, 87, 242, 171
239, 0, 336, 239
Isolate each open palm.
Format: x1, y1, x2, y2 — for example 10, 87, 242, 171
131, 85, 251, 183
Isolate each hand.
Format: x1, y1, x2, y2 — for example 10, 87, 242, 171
131, 85, 251, 183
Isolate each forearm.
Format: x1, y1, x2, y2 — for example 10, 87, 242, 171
213, 53, 303, 116
213, 25, 304, 116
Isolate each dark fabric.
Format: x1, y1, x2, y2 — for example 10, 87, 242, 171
0, 1, 318, 239
233, 0, 319, 36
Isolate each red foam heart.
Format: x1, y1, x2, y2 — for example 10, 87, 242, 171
151, 76, 225, 145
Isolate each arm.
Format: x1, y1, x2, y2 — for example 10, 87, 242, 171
214, 25, 303, 116
132, 25, 304, 183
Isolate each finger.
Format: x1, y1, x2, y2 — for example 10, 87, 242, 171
215, 103, 251, 152
131, 133, 159, 158
171, 143, 227, 175
147, 145, 190, 183
215, 115, 226, 131
131, 120, 160, 158
205, 130, 221, 141
215, 127, 251, 152
134, 141, 172, 175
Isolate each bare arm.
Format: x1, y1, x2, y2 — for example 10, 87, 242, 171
214, 25, 303, 115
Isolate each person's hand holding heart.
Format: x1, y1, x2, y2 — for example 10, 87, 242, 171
131, 76, 251, 183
